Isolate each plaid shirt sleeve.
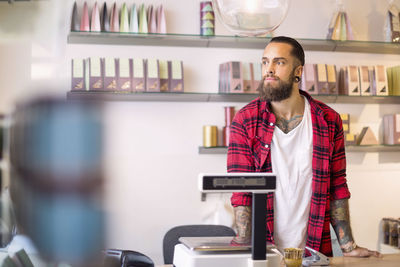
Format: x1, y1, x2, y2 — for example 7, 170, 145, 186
329, 112, 351, 200
227, 108, 255, 207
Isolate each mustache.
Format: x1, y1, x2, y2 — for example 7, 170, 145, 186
262, 74, 279, 80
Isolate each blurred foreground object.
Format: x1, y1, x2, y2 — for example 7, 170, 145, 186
9, 98, 105, 266
211, 0, 290, 36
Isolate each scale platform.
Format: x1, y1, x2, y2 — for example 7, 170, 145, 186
173, 237, 280, 267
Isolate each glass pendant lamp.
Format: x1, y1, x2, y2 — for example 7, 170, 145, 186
212, 0, 290, 36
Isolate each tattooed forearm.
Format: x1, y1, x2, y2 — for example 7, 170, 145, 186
330, 199, 355, 251
275, 115, 303, 134
233, 206, 252, 243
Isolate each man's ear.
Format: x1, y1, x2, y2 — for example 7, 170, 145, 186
295, 65, 303, 78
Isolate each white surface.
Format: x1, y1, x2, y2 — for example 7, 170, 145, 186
172, 244, 280, 267
0, 0, 399, 265
379, 244, 400, 254
272, 96, 313, 251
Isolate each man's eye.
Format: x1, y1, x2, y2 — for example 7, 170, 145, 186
277, 61, 284, 65
262, 61, 267, 65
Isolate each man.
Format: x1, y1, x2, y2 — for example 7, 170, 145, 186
228, 36, 380, 257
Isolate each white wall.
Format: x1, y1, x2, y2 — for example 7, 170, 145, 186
1, 0, 400, 265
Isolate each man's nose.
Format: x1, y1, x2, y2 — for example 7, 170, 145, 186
263, 64, 274, 76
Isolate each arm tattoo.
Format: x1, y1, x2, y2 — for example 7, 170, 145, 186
275, 115, 303, 134
330, 199, 355, 249
234, 206, 252, 243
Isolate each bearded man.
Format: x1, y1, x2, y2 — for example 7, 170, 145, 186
227, 36, 380, 258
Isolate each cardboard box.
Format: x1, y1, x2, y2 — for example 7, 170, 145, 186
383, 114, 400, 145
146, 59, 160, 92
170, 60, 184, 92
117, 58, 132, 92
315, 64, 329, 95
375, 65, 389, 96
359, 66, 371, 96
326, 64, 338, 95
301, 63, 317, 95
132, 58, 146, 92
242, 62, 254, 93
340, 113, 350, 134
340, 65, 360, 96
227, 61, 243, 93
104, 58, 117, 91
71, 58, 86, 91
159, 60, 170, 92
89, 57, 104, 91
357, 127, 378, 145
252, 62, 262, 93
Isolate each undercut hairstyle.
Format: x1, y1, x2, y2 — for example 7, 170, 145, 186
269, 36, 305, 66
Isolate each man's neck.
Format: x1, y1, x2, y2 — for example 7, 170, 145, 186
270, 88, 304, 120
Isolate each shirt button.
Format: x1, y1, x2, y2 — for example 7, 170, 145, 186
269, 122, 274, 126
265, 144, 269, 148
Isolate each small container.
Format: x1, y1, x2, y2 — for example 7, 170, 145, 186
203, 125, 218, 147
222, 126, 230, 147
200, 1, 215, 36
224, 106, 235, 126
283, 248, 303, 267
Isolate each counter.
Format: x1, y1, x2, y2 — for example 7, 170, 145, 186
158, 253, 400, 267
330, 253, 400, 267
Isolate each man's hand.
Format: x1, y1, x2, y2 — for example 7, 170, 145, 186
330, 199, 382, 258
233, 206, 252, 244
343, 245, 382, 258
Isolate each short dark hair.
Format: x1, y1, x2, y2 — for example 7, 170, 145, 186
269, 36, 305, 66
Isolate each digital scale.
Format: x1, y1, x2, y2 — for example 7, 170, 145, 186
172, 173, 330, 267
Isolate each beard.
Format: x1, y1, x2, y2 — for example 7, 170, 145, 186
257, 71, 296, 102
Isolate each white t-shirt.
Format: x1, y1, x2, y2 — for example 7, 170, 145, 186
272, 96, 313, 251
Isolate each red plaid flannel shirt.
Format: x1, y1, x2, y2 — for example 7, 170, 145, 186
228, 90, 351, 256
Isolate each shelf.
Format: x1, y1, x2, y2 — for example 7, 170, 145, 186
68, 32, 400, 54
199, 145, 400, 154
346, 145, 400, 152
67, 91, 400, 104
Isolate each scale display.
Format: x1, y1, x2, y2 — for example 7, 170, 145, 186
199, 173, 276, 193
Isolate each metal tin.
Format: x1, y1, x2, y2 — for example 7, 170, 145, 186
203, 125, 218, 147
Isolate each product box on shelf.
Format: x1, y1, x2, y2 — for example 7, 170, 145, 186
242, 62, 254, 93
252, 62, 262, 93
132, 58, 146, 92
117, 58, 132, 91
301, 63, 317, 95
89, 57, 104, 91
71, 58, 87, 91
219, 61, 243, 93
146, 59, 160, 92
340, 66, 360, 96
383, 114, 400, 145
340, 113, 350, 134
357, 127, 378, 145
345, 133, 357, 146
170, 60, 184, 92
315, 64, 329, 95
359, 65, 372, 96
326, 64, 338, 95
375, 65, 389, 96
159, 60, 171, 92
104, 57, 117, 90
387, 65, 400, 96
